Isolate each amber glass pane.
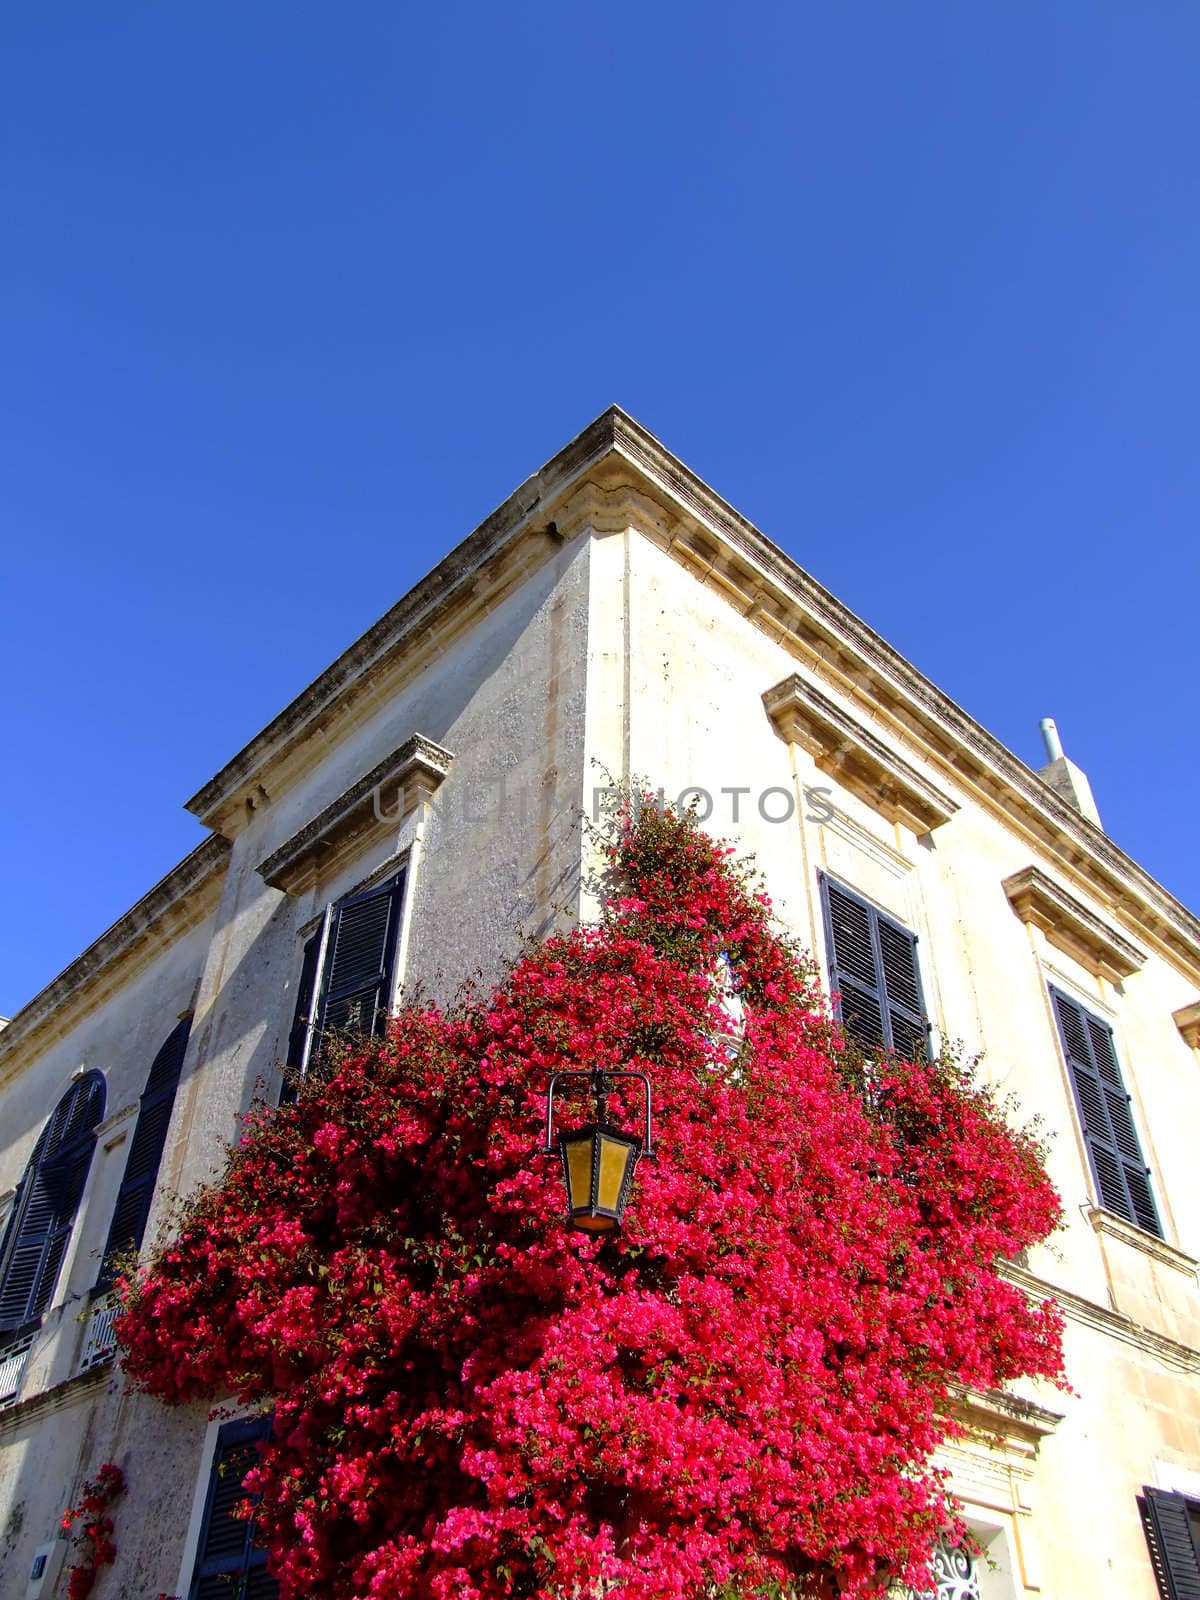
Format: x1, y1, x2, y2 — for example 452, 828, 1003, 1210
597, 1135, 632, 1213
564, 1137, 594, 1211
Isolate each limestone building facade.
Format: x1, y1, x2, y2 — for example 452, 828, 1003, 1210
2, 408, 1199, 1599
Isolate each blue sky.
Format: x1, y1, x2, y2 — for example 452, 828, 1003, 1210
2, 3, 1197, 1015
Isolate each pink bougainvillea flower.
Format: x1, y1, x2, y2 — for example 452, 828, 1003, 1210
118, 803, 1064, 1599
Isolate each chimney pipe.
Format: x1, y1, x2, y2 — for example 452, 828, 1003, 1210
1036, 717, 1102, 829
1040, 717, 1064, 764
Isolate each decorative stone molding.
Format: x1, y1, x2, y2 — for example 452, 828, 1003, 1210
1174, 1000, 1200, 1050
762, 674, 959, 835
947, 1383, 1063, 1456
820, 805, 913, 881
0, 1362, 109, 1438
553, 480, 674, 542
1002, 1260, 1200, 1374
1087, 1207, 1200, 1279
258, 735, 453, 894
1002, 866, 1146, 982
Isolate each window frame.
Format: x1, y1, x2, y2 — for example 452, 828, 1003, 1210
281, 868, 407, 1102
1048, 984, 1162, 1238
0, 1070, 106, 1337
818, 871, 931, 1060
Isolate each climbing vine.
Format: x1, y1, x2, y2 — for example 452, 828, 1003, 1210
60, 1462, 125, 1600
117, 802, 1064, 1598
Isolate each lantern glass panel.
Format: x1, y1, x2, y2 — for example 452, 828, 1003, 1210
564, 1134, 594, 1213
597, 1132, 633, 1214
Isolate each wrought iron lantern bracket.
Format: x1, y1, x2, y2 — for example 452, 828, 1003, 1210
541, 1068, 654, 1158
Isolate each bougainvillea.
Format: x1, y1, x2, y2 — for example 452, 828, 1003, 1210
60, 1462, 125, 1600
118, 802, 1064, 1599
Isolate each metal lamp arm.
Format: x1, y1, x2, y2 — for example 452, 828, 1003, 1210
543, 1068, 654, 1158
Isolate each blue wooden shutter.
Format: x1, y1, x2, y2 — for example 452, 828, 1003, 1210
0, 1072, 106, 1334
1140, 1489, 1200, 1599
97, 1017, 191, 1289
317, 874, 405, 1039
190, 1414, 278, 1600
820, 875, 929, 1059
1050, 988, 1161, 1236
279, 874, 405, 1103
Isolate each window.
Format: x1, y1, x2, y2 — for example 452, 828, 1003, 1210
97, 1015, 191, 1290
190, 1414, 278, 1600
1049, 987, 1161, 1237
282, 871, 406, 1099
1139, 1486, 1200, 1599
709, 949, 747, 1066
905, 1537, 982, 1599
819, 874, 930, 1059
0, 1071, 106, 1334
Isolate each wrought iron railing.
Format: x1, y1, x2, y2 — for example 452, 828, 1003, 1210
894, 1539, 982, 1600
0, 1333, 35, 1407
77, 1296, 119, 1373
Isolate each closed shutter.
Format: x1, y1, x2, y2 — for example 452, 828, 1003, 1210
280, 874, 405, 1102
0, 1072, 106, 1334
190, 1415, 278, 1600
97, 1018, 191, 1289
1140, 1489, 1200, 1600
319, 875, 404, 1037
820, 875, 930, 1059
1050, 988, 1161, 1236
0, 1170, 54, 1329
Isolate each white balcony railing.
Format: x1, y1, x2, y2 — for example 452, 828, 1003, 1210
77, 1297, 119, 1373
0, 1333, 35, 1406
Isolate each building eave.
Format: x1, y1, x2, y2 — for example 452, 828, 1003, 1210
0, 835, 230, 1082
180, 403, 1200, 985
184, 408, 630, 834
597, 416, 1200, 984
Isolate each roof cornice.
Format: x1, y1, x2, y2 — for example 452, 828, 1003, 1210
184, 409, 629, 835
0, 836, 230, 1082
596, 418, 1200, 984
180, 405, 1200, 984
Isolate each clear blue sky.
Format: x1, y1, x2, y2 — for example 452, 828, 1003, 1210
2, 3, 1197, 1016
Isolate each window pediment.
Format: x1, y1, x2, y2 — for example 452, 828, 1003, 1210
763, 675, 958, 835
259, 735, 452, 895
1003, 866, 1146, 982
1174, 1000, 1200, 1050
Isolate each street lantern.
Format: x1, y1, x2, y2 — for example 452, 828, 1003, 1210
543, 1069, 653, 1233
